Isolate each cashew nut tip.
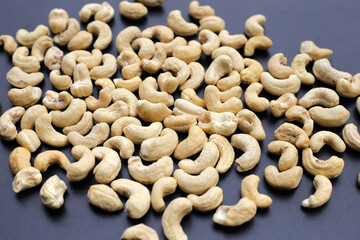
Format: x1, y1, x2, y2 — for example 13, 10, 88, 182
302, 175, 332, 208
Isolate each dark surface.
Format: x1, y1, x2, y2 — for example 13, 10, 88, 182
1, 0, 360, 239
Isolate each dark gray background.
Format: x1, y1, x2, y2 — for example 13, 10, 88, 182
1, 0, 360, 239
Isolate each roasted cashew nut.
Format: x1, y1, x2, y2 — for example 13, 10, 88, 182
40, 175, 67, 209
12, 167, 42, 193
66, 145, 96, 182
308, 105, 350, 128
244, 82, 269, 112
187, 186, 223, 212
264, 165, 303, 190
241, 174, 272, 208
309, 131, 346, 153
299, 40, 333, 60
302, 175, 332, 208
231, 134, 261, 172
285, 105, 314, 136
236, 109, 266, 141
313, 59, 352, 86
34, 150, 71, 172
167, 10, 198, 36
342, 123, 360, 152
245, 14, 266, 37
8, 147, 31, 175
274, 122, 310, 149
267, 53, 293, 79
92, 147, 121, 184
298, 87, 339, 108
267, 140, 298, 171
0, 106, 25, 141
269, 93, 298, 118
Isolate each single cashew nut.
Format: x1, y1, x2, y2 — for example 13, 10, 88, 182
163, 115, 197, 133
269, 93, 298, 118
180, 88, 205, 108
20, 105, 47, 130
66, 145, 96, 182
93, 101, 129, 124
300, 40, 333, 60
162, 197, 192, 240
0, 35, 17, 55
209, 134, 235, 174
104, 136, 135, 159
31, 36, 53, 62
62, 50, 91, 76
260, 72, 301, 96
117, 50, 142, 79
151, 177, 177, 212
244, 82, 269, 112
298, 87, 339, 108
42, 91, 73, 111
302, 148, 344, 178
54, 18, 80, 46
213, 197, 257, 227
128, 156, 174, 184
231, 134, 261, 172
173, 98, 206, 119
267, 140, 298, 171
245, 14, 266, 37
111, 116, 141, 136
16, 129, 41, 152
241, 58, 263, 85
16, 25, 49, 48
188, 1, 214, 20
198, 29, 220, 56
111, 178, 151, 219
137, 100, 172, 122
267, 53, 293, 79
44, 47, 63, 71
264, 165, 303, 190
67, 31, 93, 51
0, 106, 25, 141
40, 175, 67, 209
121, 224, 159, 240
187, 186, 223, 212
216, 70, 241, 91
114, 77, 142, 92
12, 167, 42, 193
8, 147, 31, 175
142, 25, 174, 43
8, 86, 42, 108
34, 150, 71, 172
274, 122, 310, 148
236, 109, 266, 141
167, 10, 198, 36
49, 70, 72, 90
336, 73, 360, 98
68, 122, 110, 149
119, 1, 148, 20
79, 1, 115, 23
87, 184, 123, 212
219, 30, 247, 49
141, 45, 166, 74
199, 16, 225, 32
342, 123, 360, 152
162, 57, 191, 86
115, 26, 141, 53
124, 121, 163, 145
244, 36, 272, 57
87, 20, 112, 50
174, 125, 207, 160
155, 36, 187, 56
173, 40, 202, 63
86, 88, 112, 112
112, 88, 138, 117
198, 111, 238, 136
90, 54, 117, 80
313, 59, 352, 86
291, 53, 314, 85
204, 85, 243, 114
310, 131, 346, 153
35, 113, 68, 147
302, 175, 332, 208
309, 105, 350, 128
92, 147, 121, 184
12, 47, 41, 73
241, 174, 272, 208
285, 105, 314, 136
48, 8, 69, 34
63, 111, 93, 136
50, 98, 86, 128
139, 77, 174, 107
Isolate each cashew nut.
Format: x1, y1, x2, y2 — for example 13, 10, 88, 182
92, 147, 121, 184
142, 25, 174, 43
67, 122, 110, 149
137, 100, 172, 122
42, 91, 73, 111
241, 174, 272, 208
336, 73, 360, 98
8, 86, 41, 108
198, 29, 220, 56
204, 85, 242, 114
173, 98, 206, 119
180, 88, 205, 108
308, 105, 350, 127
199, 16, 225, 32
103, 136, 135, 159
119, 1, 148, 20
209, 134, 234, 174
139, 77, 174, 107
54, 18, 80, 46
40, 175, 67, 209
260, 72, 301, 96
141, 45, 166, 74
117, 50, 142, 79
167, 10, 198, 36
163, 114, 197, 132
218, 30, 247, 49
87, 184, 123, 212
244, 36, 272, 57
44, 47, 63, 71
267, 53, 293, 79
8, 147, 31, 175
162, 57, 190, 87
269, 93, 298, 118
151, 177, 177, 212
302, 148, 344, 178
87, 20, 112, 50
49, 70, 72, 90
240, 58, 263, 84
173, 40, 202, 63
66, 145, 96, 182
342, 123, 360, 152
140, 128, 178, 161
62, 50, 91, 76
216, 70, 240, 91
0, 106, 25, 141
12, 47, 41, 73
116, 26, 142, 53
299, 40, 333, 60
302, 175, 332, 208
274, 122, 310, 148
0, 35, 17, 55
231, 134, 261, 172
63, 111, 93, 136
128, 156, 173, 184
298, 87, 339, 108
187, 186, 223, 212
12, 167, 42, 193
31, 36, 53, 62
188, 1, 214, 20
16, 25, 49, 48
131, 37, 156, 60
114, 77, 142, 92
212, 46, 244, 73
48, 8, 69, 34
236, 109, 266, 141
85, 87, 111, 112
174, 167, 219, 195
313, 59, 352, 86
20, 105, 47, 130
35, 113, 68, 147
90, 54, 117, 79
93, 101, 129, 124
111, 178, 150, 219
267, 140, 298, 171
285, 105, 314, 136
155, 36, 187, 56
79, 2, 114, 23
264, 165, 303, 190
112, 88, 138, 117
111, 116, 141, 136
34, 150, 70, 172
174, 125, 206, 160
50, 98, 86, 128
198, 111, 238, 136
244, 82, 269, 112
245, 14, 266, 37
291, 53, 314, 85
310, 131, 346, 153
123, 122, 163, 145
67, 31, 93, 51
121, 224, 159, 240
16, 129, 41, 153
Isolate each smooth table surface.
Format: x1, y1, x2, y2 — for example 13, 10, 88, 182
1, 0, 360, 239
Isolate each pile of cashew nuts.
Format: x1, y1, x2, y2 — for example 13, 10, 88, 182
1, 0, 360, 239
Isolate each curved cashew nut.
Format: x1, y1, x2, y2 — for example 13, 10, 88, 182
12, 167, 42, 193
77, 49, 102, 70
174, 125, 207, 160
90, 54, 117, 79
34, 150, 70, 172
48, 8, 69, 34
54, 18, 80, 46
244, 82, 269, 112
0, 35, 17, 55
121, 224, 159, 240
111, 178, 150, 219
44, 47, 63, 71
16, 25, 49, 48
199, 16, 225, 32
8, 86, 41, 108
16, 129, 41, 152
244, 36, 272, 57
204, 85, 243, 114
245, 14, 266, 37
236, 109, 266, 141
310, 131, 346, 153
291, 53, 314, 85
298, 87, 339, 108
115, 26, 141, 53
162, 57, 190, 86
20, 105, 47, 130
285, 105, 314, 136
131, 37, 156, 60
180, 89, 205, 109
137, 100, 172, 122
241, 58, 263, 84
269, 93, 298, 118
87, 20, 112, 50
178, 142, 219, 174
39, 175, 67, 209
158, 72, 178, 93
140, 128, 178, 161
163, 115, 196, 133
209, 134, 234, 174
31, 36, 53, 61
79, 1, 114, 23
198, 111, 238, 136
213, 197, 257, 227
68, 122, 109, 149
231, 133, 261, 172
66, 145, 95, 182
216, 70, 240, 91
188, 0, 214, 20
119, 1, 148, 20
92, 147, 121, 184
342, 123, 360, 152
302, 148, 344, 178
336, 73, 360, 98
70, 63, 93, 97
155, 36, 187, 56
173, 98, 206, 119
267, 140, 298, 171
67, 31, 93, 51
198, 29, 220, 56
35, 113, 68, 147
85, 87, 112, 112
123, 122, 163, 145
63, 111, 93, 135
93, 101, 129, 124
167, 10, 198, 36
162, 197, 192, 240
212, 46, 244, 73
151, 177, 177, 212
111, 116, 141, 136
128, 156, 173, 184
141, 45, 166, 74
187, 186, 223, 212
173, 40, 202, 63
274, 122, 310, 148
267, 53, 293, 79
104, 136, 135, 159
112, 88, 138, 117
50, 99, 86, 128
49, 70, 72, 90
174, 167, 219, 194
260, 72, 301, 96
220, 86, 242, 102
12, 47, 41, 73
0, 106, 25, 141
264, 165, 303, 190
139, 77, 174, 107
300, 40, 333, 60
309, 105, 350, 128
117, 50, 142, 80
62, 50, 91, 76
219, 30, 247, 49
44, 90, 72, 110
313, 59, 352, 86
142, 25, 174, 43
87, 184, 123, 212
241, 174, 272, 208
8, 147, 31, 175
302, 175, 332, 208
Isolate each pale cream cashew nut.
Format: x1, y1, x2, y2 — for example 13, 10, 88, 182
8, 147, 31, 175
173, 98, 206, 119
35, 113, 68, 147
244, 36, 272, 57
209, 134, 234, 174
298, 87, 339, 108
16, 25, 49, 48
48, 8, 69, 34
180, 88, 205, 108
274, 122, 310, 148
93, 101, 129, 124
92, 147, 121, 184
151, 177, 177, 212
31, 36, 53, 62
241, 174, 272, 208
12, 47, 41, 73
137, 100, 172, 122
299, 40, 333, 60
67, 31, 93, 51
54, 18, 80, 46
16, 129, 41, 152
49, 70, 72, 90
291, 53, 315, 85
302, 175, 332, 208
121, 224, 159, 240
87, 20, 112, 50
267, 53, 293, 79
67, 122, 110, 149
310, 131, 346, 153
218, 30, 247, 49
110, 116, 141, 136
87, 184, 123, 212
260, 72, 301, 96
50, 98, 86, 128
43, 91, 73, 110
245, 14, 266, 37
40, 175, 67, 209
0, 35, 17, 55
167, 10, 198, 36
285, 105, 314, 136
174, 125, 207, 160
139, 77, 174, 107
34, 150, 71, 172
269, 93, 298, 118
44, 47, 63, 71
66, 145, 96, 182
336, 73, 360, 98
244, 82, 269, 112
119, 1, 148, 20
63, 111, 93, 135
188, 0, 214, 20
155, 36, 187, 56
187, 186, 223, 212
115, 26, 141, 53
131, 37, 156, 60
90, 54, 117, 79
313, 59, 352, 86
103, 136, 135, 159
12, 167, 42, 193
142, 25, 174, 43
198, 111, 238, 136
342, 123, 360, 152
141, 45, 166, 74
236, 109, 266, 141
241, 58, 263, 84
123, 122, 163, 145
231, 134, 261, 172
264, 165, 303, 190
308, 105, 350, 128
0, 106, 25, 141
216, 70, 240, 91
117, 50, 142, 80
163, 115, 197, 133
8, 86, 42, 108
204, 85, 242, 114
267, 140, 298, 171
173, 40, 202, 63
198, 29, 220, 56
112, 88, 138, 117
199, 16, 225, 33
79, 2, 115, 23
20, 105, 47, 130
